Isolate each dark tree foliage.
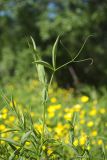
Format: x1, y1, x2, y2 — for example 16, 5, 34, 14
0, 0, 107, 86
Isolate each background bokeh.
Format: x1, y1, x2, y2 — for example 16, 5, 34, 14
0, 0, 107, 87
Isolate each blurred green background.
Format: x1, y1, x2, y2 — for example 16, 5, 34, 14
0, 0, 107, 87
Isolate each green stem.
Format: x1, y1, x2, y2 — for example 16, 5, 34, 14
41, 101, 46, 145
49, 72, 54, 87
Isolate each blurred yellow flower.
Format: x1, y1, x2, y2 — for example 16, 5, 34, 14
2, 108, 8, 114
0, 124, 6, 131
47, 148, 53, 155
74, 104, 81, 112
2, 113, 7, 119
87, 121, 94, 127
50, 97, 57, 103
42, 145, 46, 150
34, 123, 42, 133
0, 140, 5, 145
25, 141, 31, 146
98, 139, 103, 145
91, 130, 97, 137
13, 136, 19, 141
80, 96, 89, 103
73, 138, 78, 146
48, 112, 55, 118
64, 113, 72, 121
79, 135, 87, 146
80, 119, 85, 124
55, 123, 64, 135
89, 108, 97, 116
1, 133, 7, 138
100, 108, 106, 114
9, 116, 15, 122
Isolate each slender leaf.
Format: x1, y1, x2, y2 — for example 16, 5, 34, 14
33, 60, 53, 70
21, 131, 32, 145
52, 36, 60, 69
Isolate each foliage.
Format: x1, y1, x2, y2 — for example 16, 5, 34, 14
0, 0, 107, 85
0, 38, 107, 159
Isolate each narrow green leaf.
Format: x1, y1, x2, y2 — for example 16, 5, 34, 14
33, 60, 53, 70
30, 36, 36, 51
52, 36, 60, 69
21, 131, 32, 145
0, 138, 20, 146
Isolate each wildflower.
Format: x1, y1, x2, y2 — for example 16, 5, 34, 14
1, 108, 8, 114
64, 113, 72, 121
47, 148, 53, 155
48, 112, 55, 118
13, 136, 19, 141
34, 123, 42, 133
99, 108, 106, 114
80, 119, 85, 124
91, 130, 97, 137
0, 140, 5, 145
74, 104, 81, 112
42, 145, 46, 150
87, 121, 94, 127
89, 108, 97, 116
0, 124, 6, 131
98, 139, 103, 145
73, 138, 79, 146
1, 113, 7, 119
9, 116, 15, 122
50, 97, 57, 103
79, 134, 87, 146
80, 96, 89, 103
54, 123, 64, 136
25, 141, 31, 146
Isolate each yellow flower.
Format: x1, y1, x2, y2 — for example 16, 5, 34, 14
34, 124, 42, 133
64, 113, 72, 121
13, 136, 19, 141
73, 138, 79, 146
54, 104, 61, 110
73, 104, 81, 112
0, 124, 6, 131
99, 108, 106, 114
80, 119, 85, 124
2, 108, 8, 114
80, 96, 89, 103
9, 116, 15, 122
79, 135, 87, 146
91, 130, 97, 137
25, 141, 31, 146
89, 108, 97, 116
48, 112, 55, 118
54, 123, 64, 136
42, 145, 46, 150
0, 140, 5, 145
98, 139, 103, 145
50, 97, 57, 103
1, 133, 7, 138
47, 148, 53, 155
2, 113, 7, 119
87, 121, 94, 127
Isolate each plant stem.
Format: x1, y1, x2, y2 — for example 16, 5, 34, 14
41, 101, 46, 145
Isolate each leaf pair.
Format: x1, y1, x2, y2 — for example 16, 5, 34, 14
31, 36, 60, 72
